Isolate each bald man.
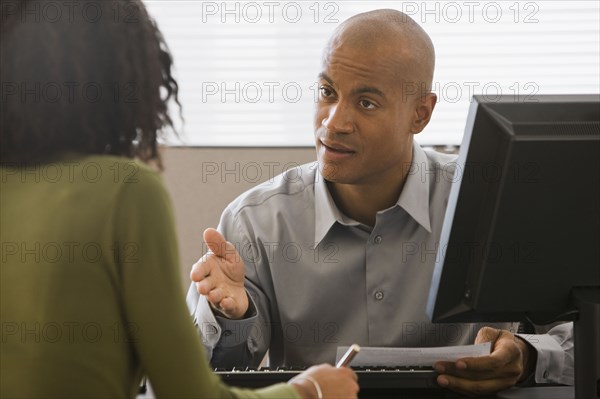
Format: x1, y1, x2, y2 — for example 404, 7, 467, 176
187, 9, 573, 396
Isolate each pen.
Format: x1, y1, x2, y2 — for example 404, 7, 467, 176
336, 344, 361, 368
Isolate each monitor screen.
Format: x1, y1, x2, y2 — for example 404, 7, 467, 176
426, 94, 600, 398
427, 94, 600, 324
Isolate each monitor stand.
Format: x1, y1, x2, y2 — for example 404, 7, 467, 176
498, 288, 598, 399
496, 386, 574, 399
572, 287, 600, 399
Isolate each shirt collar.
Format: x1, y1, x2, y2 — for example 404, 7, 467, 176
397, 141, 432, 234
314, 141, 432, 246
314, 169, 351, 247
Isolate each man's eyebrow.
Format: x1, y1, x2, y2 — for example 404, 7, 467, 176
318, 72, 334, 85
317, 73, 385, 98
351, 86, 385, 98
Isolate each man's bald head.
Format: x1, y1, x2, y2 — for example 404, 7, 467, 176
324, 9, 435, 94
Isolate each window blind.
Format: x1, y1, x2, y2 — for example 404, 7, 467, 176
145, 1, 600, 147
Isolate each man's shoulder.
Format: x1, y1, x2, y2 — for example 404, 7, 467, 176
225, 161, 318, 216
422, 147, 458, 170
407, 146, 459, 204
419, 147, 459, 183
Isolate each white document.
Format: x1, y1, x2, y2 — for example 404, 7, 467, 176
335, 342, 491, 367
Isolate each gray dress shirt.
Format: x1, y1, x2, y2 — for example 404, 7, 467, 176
186, 142, 573, 384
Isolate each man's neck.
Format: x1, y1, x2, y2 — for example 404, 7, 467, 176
327, 163, 412, 227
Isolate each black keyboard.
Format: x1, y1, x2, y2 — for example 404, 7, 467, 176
214, 367, 473, 398
215, 366, 439, 389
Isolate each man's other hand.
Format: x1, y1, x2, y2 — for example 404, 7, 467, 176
190, 228, 249, 319
434, 326, 536, 396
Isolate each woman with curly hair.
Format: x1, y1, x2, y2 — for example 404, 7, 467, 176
0, 1, 358, 398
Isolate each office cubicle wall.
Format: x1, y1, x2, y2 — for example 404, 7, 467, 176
162, 146, 316, 287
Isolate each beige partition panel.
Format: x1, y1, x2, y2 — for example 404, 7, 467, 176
161, 146, 316, 288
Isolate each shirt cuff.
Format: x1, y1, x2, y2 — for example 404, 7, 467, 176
516, 332, 571, 385
214, 293, 260, 349
187, 286, 221, 359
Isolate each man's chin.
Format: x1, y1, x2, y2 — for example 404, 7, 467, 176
318, 162, 354, 184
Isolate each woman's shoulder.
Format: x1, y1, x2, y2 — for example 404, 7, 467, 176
79, 155, 167, 200
54, 154, 163, 189
76, 154, 161, 180
1, 153, 160, 182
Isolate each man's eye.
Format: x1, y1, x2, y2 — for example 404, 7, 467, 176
320, 86, 334, 97
359, 99, 376, 109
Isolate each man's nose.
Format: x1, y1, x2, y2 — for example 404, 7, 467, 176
321, 103, 354, 134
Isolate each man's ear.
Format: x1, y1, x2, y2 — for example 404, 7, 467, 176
411, 92, 437, 134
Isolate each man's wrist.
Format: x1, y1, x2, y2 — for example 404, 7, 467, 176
209, 301, 229, 318
209, 291, 252, 320
516, 335, 537, 382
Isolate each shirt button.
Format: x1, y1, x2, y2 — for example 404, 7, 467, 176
374, 291, 384, 301
374, 235, 383, 244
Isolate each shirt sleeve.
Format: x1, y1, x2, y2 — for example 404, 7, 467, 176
115, 167, 297, 398
517, 322, 574, 385
186, 205, 272, 368
187, 283, 261, 362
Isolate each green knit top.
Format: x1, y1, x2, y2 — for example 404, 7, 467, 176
0, 154, 299, 399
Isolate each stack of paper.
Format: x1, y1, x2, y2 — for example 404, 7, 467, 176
335, 342, 492, 367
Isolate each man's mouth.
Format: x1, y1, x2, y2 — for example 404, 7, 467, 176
320, 140, 355, 154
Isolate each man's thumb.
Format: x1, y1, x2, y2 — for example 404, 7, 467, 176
475, 326, 503, 345
203, 228, 235, 259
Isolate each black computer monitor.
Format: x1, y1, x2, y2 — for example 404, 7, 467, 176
426, 94, 600, 399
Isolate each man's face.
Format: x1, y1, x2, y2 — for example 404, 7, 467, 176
314, 40, 418, 186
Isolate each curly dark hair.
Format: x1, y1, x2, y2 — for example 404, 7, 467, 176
0, 0, 180, 167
